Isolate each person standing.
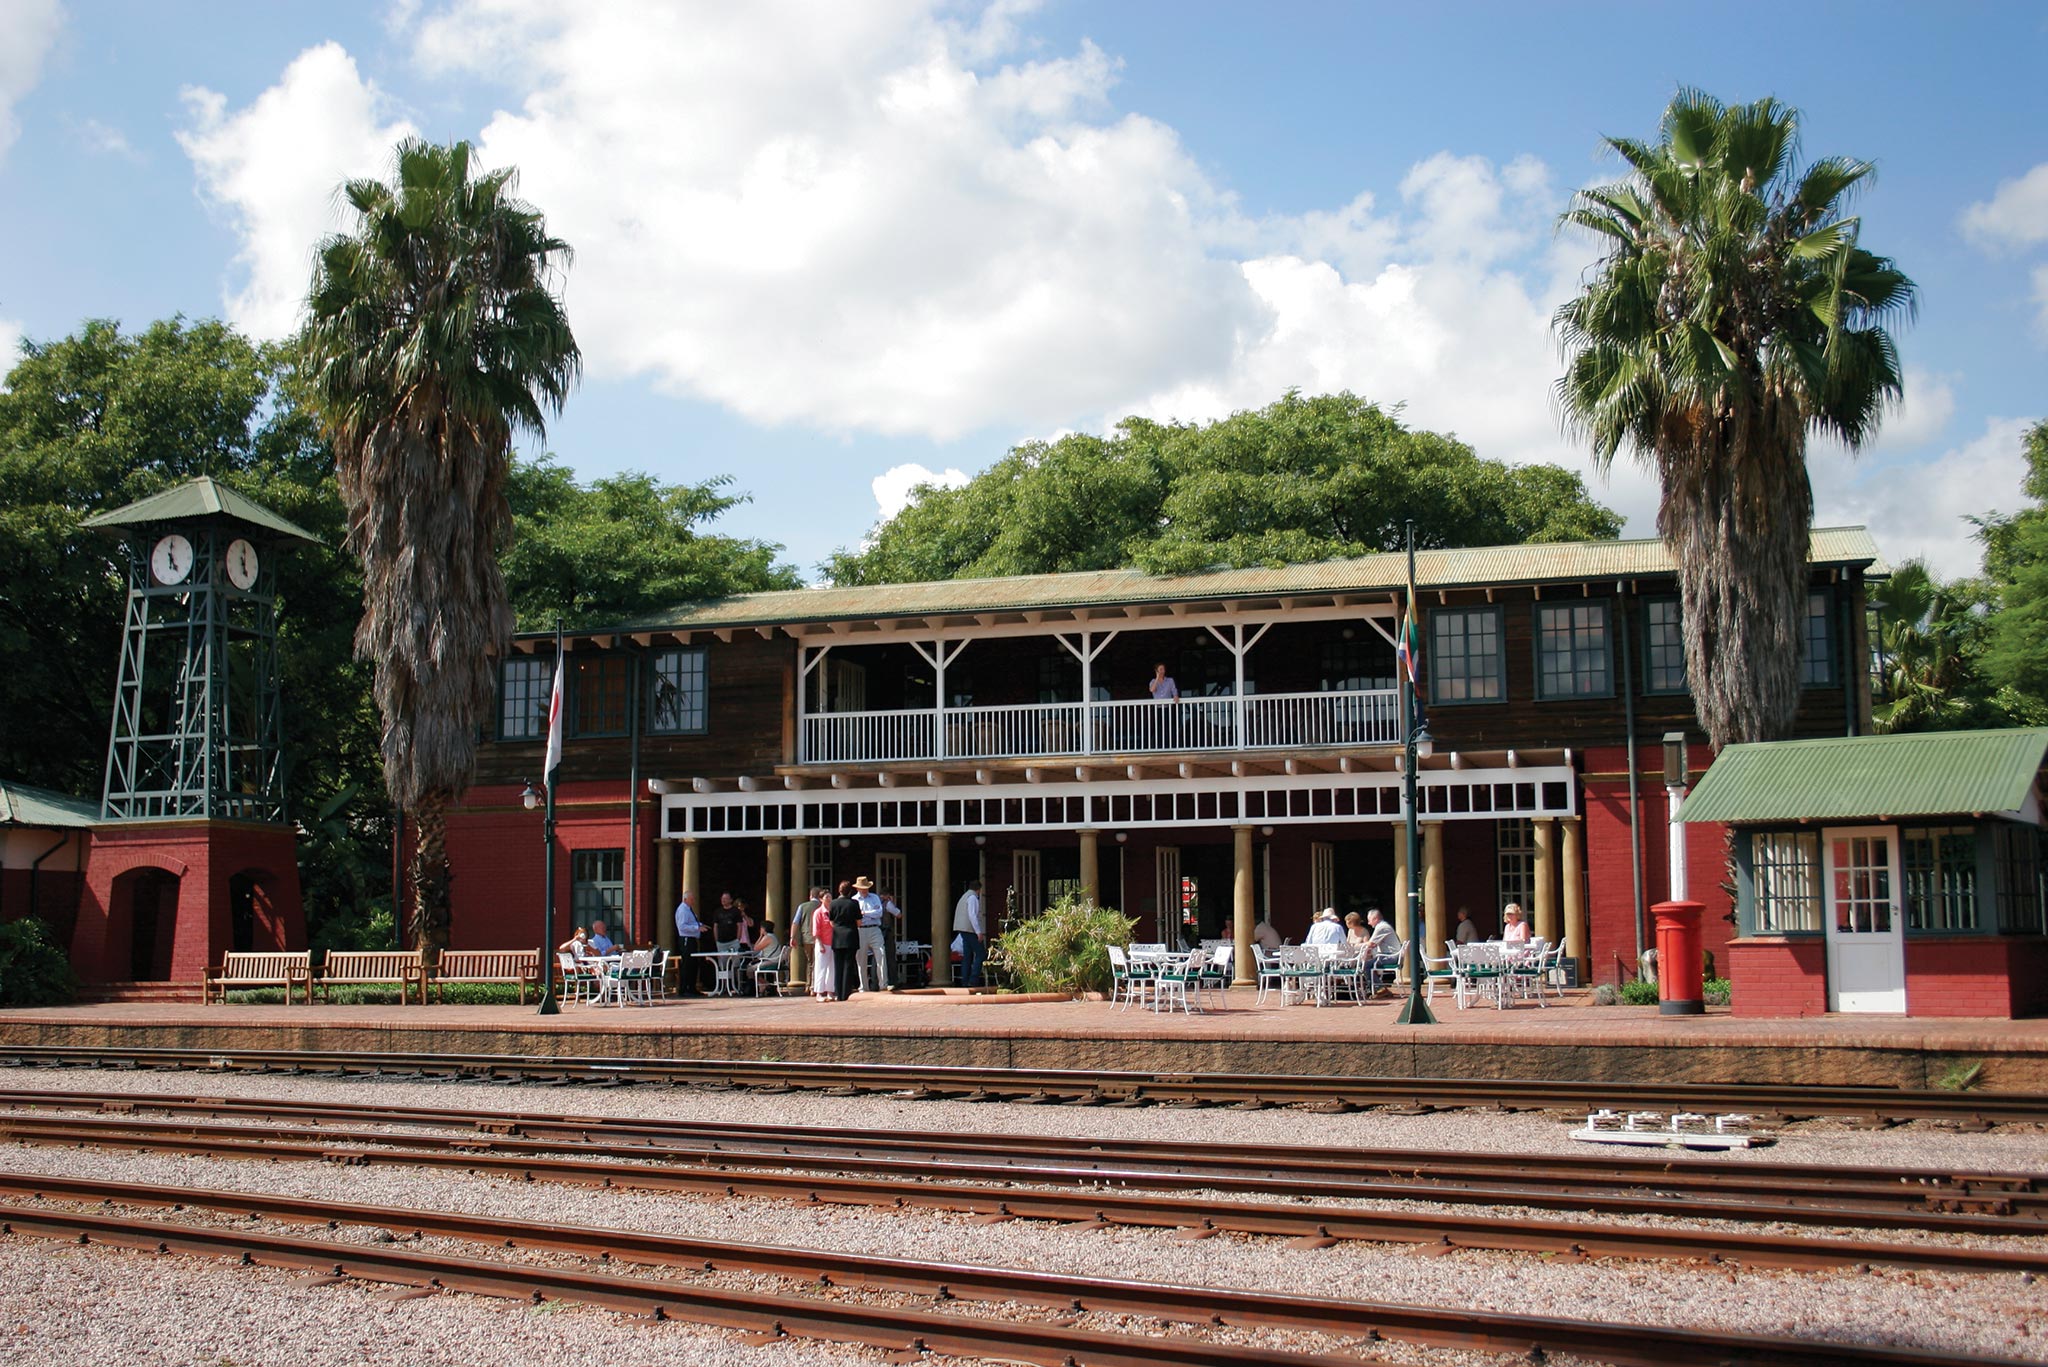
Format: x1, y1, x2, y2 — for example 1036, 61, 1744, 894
853, 876, 889, 992
808, 889, 835, 1001
711, 893, 744, 955
953, 878, 986, 987
672, 891, 704, 997
828, 880, 863, 1001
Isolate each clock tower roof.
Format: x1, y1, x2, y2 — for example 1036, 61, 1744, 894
82, 475, 320, 545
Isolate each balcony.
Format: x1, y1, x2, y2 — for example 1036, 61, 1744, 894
799, 688, 1402, 766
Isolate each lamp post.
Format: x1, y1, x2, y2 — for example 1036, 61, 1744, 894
523, 779, 561, 1015
1396, 521, 1437, 1026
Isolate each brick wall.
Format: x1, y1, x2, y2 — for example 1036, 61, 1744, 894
1727, 937, 1828, 1016
70, 821, 303, 983
1906, 938, 2048, 1018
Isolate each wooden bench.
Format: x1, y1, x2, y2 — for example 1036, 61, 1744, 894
317, 949, 427, 1004
203, 951, 313, 1005
430, 949, 542, 1004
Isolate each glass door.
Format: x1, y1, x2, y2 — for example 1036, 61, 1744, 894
1822, 827, 1906, 1013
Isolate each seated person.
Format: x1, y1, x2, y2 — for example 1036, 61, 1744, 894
1453, 907, 1480, 945
1500, 903, 1531, 944
558, 928, 597, 961
751, 926, 780, 955
1252, 917, 1283, 952
1363, 908, 1398, 958
588, 920, 617, 956
1344, 912, 1371, 946
1304, 908, 1347, 946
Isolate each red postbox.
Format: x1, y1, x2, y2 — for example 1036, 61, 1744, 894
1651, 899, 1705, 1015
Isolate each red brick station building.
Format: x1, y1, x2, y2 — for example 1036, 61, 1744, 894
8, 483, 2044, 1017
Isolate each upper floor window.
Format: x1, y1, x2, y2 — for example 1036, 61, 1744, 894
1319, 638, 1394, 693
498, 656, 552, 741
572, 654, 630, 737
1799, 590, 1834, 687
1642, 597, 1687, 694
648, 646, 708, 735
1535, 601, 1611, 699
1429, 606, 1503, 704
1750, 830, 1822, 933
1903, 826, 1978, 932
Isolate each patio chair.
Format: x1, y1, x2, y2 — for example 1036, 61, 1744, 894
1366, 940, 1405, 998
1277, 945, 1326, 1006
1452, 942, 1507, 1010
1507, 939, 1547, 1005
649, 949, 671, 1000
1152, 946, 1208, 1014
1537, 939, 1568, 1002
751, 944, 790, 996
606, 949, 656, 1007
1252, 944, 1286, 1004
1421, 944, 1457, 1003
556, 951, 597, 1006
1197, 943, 1234, 1004
1322, 945, 1366, 1003
1107, 945, 1152, 1011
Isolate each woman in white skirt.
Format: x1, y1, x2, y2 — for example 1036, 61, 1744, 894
810, 894, 835, 1000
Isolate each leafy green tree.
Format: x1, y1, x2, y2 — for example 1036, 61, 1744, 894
302, 138, 581, 952
827, 392, 1620, 585
1869, 562, 1987, 732
1554, 91, 1915, 748
504, 462, 799, 628
1979, 419, 2048, 712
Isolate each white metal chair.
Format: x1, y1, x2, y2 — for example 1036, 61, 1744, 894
1278, 945, 1326, 1006
1152, 946, 1208, 1014
1421, 944, 1458, 1002
1366, 940, 1405, 999
1251, 944, 1286, 1004
1108, 945, 1153, 1011
606, 949, 656, 1007
556, 951, 597, 1005
1452, 942, 1508, 1009
750, 944, 789, 997
1197, 943, 1234, 1005
1507, 938, 1548, 1005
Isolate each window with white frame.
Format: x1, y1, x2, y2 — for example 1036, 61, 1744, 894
498, 656, 552, 741
1643, 597, 1686, 694
1496, 818, 1536, 917
1902, 826, 1978, 932
1750, 831, 1822, 933
1429, 606, 1503, 703
648, 647, 708, 734
1535, 601, 1611, 699
1799, 591, 1834, 686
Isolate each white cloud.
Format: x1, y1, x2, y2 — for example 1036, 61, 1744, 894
873, 461, 971, 520
1961, 164, 2048, 252
0, 317, 26, 388
1811, 416, 2040, 579
0, 0, 61, 163
76, 117, 139, 161
176, 43, 415, 340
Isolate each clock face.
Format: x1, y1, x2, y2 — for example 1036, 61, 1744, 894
225, 538, 260, 590
151, 534, 193, 585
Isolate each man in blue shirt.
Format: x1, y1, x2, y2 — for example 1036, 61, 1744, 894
588, 921, 616, 955
673, 892, 703, 996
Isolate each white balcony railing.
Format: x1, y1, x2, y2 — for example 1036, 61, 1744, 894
799, 688, 1400, 765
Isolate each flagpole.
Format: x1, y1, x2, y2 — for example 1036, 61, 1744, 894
1396, 520, 1436, 1026
537, 617, 563, 1015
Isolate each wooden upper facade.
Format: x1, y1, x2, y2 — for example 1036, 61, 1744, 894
477, 529, 1879, 811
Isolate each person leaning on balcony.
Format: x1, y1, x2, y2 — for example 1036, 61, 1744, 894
1147, 663, 1179, 700
953, 878, 986, 987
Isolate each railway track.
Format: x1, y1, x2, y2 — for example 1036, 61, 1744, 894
5, 1042, 2040, 1123
4, 1103, 2045, 1276
2, 1090, 2045, 1235
0, 1170, 2027, 1367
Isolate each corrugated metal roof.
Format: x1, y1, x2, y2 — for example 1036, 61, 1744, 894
0, 780, 102, 828
591, 526, 1881, 636
1679, 729, 2048, 825
82, 476, 319, 544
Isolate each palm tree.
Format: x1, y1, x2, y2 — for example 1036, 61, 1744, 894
1554, 91, 1915, 747
301, 138, 580, 950
1868, 562, 1977, 733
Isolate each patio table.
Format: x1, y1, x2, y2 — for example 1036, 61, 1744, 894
700, 949, 756, 997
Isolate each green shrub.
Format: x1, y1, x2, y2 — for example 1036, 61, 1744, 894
1619, 978, 1660, 1006
1591, 983, 1619, 1006
1703, 976, 1732, 1006
226, 982, 529, 1006
0, 918, 79, 1006
988, 894, 1136, 997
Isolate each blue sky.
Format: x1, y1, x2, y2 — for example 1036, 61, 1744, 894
3, 1, 2044, 579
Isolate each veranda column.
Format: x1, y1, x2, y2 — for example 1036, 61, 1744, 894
1561, 816, 1587, 981
680, 839, 701, 923
1232, 824, 1254, 987
1422, 821, 1447, 959
930, 831, 953, 986
1078, 829, 1100, 905
1392, 830, 1411, 947
1533, 818, 1560, 947
764, 836, 787, 943
787, 836, 809, 983
655, 840, 677, 952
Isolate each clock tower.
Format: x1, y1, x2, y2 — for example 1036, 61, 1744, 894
68, 478, 318, 987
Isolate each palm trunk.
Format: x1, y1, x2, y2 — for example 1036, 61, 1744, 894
408, 788, 454, 954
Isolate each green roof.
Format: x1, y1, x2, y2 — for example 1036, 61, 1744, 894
589, 526, 1881, 636
1679, 729, 2048, 826
0, 780, 102, 828
82, 476, 319, 544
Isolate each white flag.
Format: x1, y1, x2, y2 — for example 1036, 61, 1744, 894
544, 653, 565, 778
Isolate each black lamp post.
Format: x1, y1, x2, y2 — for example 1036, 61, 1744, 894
1396, 521, 1438, 1026
523, 779, 561, 1015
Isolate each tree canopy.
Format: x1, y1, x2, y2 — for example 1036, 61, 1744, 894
1554, 90, 1915, 748
1978, 419, 2048, 709
827, 391, 1621, 586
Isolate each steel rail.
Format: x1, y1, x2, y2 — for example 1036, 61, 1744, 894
3, 1108, 2041, 1238
0, 1170, 2024, 1367
5, 1043, 2039, 1121
5, 1113, 2045, 1277
7, 1085, 2037, 1213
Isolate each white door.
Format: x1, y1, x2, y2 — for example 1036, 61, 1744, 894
1012, 850, 1042, 922
1823, 827, 1906, 1013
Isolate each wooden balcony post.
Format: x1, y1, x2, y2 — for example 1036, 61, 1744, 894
1232, 824, 1254, 987
1533, 817, 1560, 948
930, 831, 953, 986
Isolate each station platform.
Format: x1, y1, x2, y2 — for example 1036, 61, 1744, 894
5, 989, 2048, 1090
